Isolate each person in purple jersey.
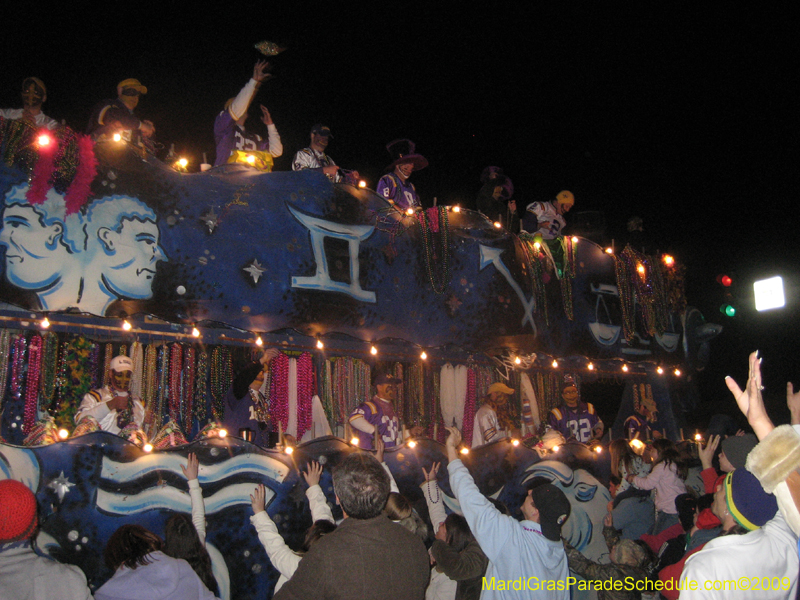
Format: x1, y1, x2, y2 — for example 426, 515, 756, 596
376, 139, 428, 210
213, 60, 282, 167
349, 373, 424, 450
625, 387, 659, 440
548, 381, 604, 444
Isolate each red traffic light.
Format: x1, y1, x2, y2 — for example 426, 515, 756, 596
716, 274, 732, 287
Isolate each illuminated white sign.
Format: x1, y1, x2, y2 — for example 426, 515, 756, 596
754, 276, 785, 311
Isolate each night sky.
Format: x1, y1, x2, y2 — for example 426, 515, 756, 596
3, 3, 798, 427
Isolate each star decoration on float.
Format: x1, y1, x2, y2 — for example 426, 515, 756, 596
446, 294, 462, 313
48, 471, 75, 502
201, 208, 219, 233
244, 259, 266, 284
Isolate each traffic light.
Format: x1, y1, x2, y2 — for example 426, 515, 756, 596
717, 273, 737, 317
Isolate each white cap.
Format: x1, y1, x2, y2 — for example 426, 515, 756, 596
110, 356, 133, 372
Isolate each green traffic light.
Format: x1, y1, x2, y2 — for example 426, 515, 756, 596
720, 304, 736, 317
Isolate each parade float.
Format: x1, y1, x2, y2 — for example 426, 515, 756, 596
0, 120, 720, 598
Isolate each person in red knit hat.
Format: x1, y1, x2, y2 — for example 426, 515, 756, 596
0, 479, 92, 599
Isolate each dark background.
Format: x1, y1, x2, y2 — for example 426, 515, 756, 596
3, 2, 798, 429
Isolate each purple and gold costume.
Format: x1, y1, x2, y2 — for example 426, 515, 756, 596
377, 173, 420, 210
548, 401, 600, 443
349, 395, 400, 450
213, 78, 282, 166
624, 414, 652, 441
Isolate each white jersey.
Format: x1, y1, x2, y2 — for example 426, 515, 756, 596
472, 404, 510, 447
525, 201, 566, 239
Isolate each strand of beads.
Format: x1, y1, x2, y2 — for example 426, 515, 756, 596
210, 347, 232, 421
10, 335, 27, 397
129, 341, 144, 399
102, 343, 113, 385
155, 345, 169, 432
269, 352, 289, 433
296, 352, 313, 440
39, 332, 59, 413
0, 330, 12, 413
23, 335, 43, 434
168, 344, 183, 424
462, 368, 477, 447
194, 350, 208, 424
88, 342, 100, 390
417, 206, 451, 294
183, 346, 195, 433
559, 236, 575, 320
142, 344, 158, 437
518, 234, 549, 324
53, 340, 68, 418
319, 358, 334, 427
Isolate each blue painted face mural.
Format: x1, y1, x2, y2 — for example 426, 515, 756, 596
0, 184, 85, 310
81, 195, 167, 314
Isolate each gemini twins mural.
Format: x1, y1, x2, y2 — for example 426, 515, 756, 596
1, 140, 704, 361
0, 434, 611, 600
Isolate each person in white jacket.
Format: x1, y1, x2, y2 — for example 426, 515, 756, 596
250, 461, 337, 594
163, 453, 217, 596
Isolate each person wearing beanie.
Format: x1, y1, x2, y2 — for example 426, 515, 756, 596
659, 469, 778, 600
0, 479, 93, 599
472, 381, 517, 448
74, 355, 144, 434
698, 432, 759, 494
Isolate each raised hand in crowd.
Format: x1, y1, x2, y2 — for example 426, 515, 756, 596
725, 351, 774, 440
787, 381, 800, 425
698, 434, 720, 470
250, 483, 267, 515
422, 462, 439, 483
181, 452, 199, 481
445, 426, 462, 462
302, 461, 323, 488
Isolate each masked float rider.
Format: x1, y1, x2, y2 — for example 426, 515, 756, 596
75, 356, 145, 434
0, 77, 59, 130
472, 382, 518, 447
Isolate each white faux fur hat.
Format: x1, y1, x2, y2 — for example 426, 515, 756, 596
745, 424, 800, 493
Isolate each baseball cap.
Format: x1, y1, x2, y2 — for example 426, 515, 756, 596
311, 124, 333, 138
110, 356, 133, 372
488, 382, 514, 395
374, 374, 402, 386
117, 79, 148, 94
529, 483, 571, 541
